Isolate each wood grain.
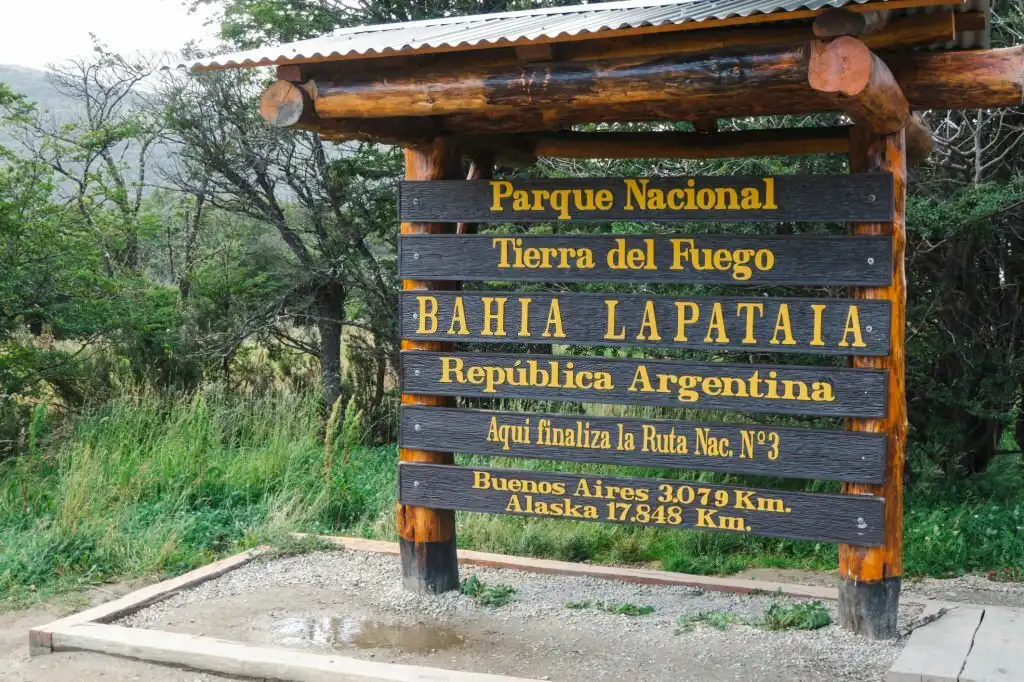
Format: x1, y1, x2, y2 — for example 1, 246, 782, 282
398, 174, 894, 223
809, 38, 910, 136
400, 351, 889, 418
399, 234, 893, 286
400, 406, 887, 483
397, 139, 462, 594
399, 463, 885, 546
838, 126, 908, 639
399, 291, 892, 356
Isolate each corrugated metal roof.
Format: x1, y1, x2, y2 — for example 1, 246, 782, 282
185, 0, 988, 71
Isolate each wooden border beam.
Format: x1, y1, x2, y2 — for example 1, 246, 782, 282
809, 37, 910, 135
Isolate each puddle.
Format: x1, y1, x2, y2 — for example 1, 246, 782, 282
273, 616, 465, 652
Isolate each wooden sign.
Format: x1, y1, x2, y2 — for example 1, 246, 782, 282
401, 352, 887, 417
398, 234, 892, 286
400, 406, 887, 483
401, 292, 891, 356
398, 463, 884, 546
399, 174, 894, 223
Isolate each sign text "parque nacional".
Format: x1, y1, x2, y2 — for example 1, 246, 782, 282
398, 174, 894, 222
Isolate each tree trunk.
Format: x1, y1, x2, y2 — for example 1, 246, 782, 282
317, 281, 346, 413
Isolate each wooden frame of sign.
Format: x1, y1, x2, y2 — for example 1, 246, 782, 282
393, 139, 908, 641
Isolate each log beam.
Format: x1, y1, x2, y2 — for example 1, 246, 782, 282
260, 44, 1023, 139
809, 37, 910, 135
888, 45, 1024, 110
398, 138, 462, 595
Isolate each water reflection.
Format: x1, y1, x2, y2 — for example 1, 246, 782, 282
274, 616, 465, 652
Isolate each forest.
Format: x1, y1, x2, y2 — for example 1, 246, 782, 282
1, 0, 1023, 607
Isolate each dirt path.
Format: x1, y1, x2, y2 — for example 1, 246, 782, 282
0, 586, 232, 682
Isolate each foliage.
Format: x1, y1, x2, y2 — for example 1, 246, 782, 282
675, 610, 736, 632
565, 600, 655, 616
459, 574, 517, 607
757, 601, 831, 631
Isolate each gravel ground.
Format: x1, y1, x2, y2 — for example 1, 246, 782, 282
120, 550, 922, 682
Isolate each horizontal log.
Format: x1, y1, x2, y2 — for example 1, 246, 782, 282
303, 45, 818, 121
399, 463, 886, 545
399, 233, 894, 286
400, 291, 892, 356
888, 45, 1024, 110
810, 38, 910, 135
400, 406, 888, 483
400, 351, 889, 418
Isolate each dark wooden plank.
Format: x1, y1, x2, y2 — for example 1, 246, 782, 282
398, 463, 884, 546
401, 292, 891, 356
401, 406, 887, 483
398, 174, 894, 223
401, 352, 888, 418
399, 234, 892, 286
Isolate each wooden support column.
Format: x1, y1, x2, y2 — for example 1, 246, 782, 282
457, 151, 495, 235
398, 138, 463, 594
840, 126, 907, 639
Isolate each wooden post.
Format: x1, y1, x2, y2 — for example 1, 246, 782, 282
840, 126, 907, 639
398, 138, 463, 594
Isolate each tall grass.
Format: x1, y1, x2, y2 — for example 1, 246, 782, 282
2, 387, 1022, 608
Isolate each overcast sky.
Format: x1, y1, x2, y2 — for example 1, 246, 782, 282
0, 0, 219, 70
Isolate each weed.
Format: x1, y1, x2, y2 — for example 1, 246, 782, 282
460, 574, 516, 607
758, 601, 831, 631
676, 610, 736, 632
564, 600, 654, 616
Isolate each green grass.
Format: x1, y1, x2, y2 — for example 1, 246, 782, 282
460, 574, 517, 607
676, 610, 736, 631
757, 601, 831, 631
564, 600, 654, 616
1, 387, 1022, 610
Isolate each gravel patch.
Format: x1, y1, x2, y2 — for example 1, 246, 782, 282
120, 550, 919, 682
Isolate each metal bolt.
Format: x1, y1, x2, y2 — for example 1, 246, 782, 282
413, 198, 419, 205
856, 517, 867, 529
868, 194, 876, 202
867, 257, 875, 265
413, 313, 419, 320
414, 369, 421, 376
866, 325, 873, 333
413, 252, 421, 260
414, 423, 421, 432
413, 480, 420, 487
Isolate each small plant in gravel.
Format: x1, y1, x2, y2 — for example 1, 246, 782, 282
563, 600, 654, 616
758, 601, 831, 631
460, 574, 517, 607
675, 610, 736, 632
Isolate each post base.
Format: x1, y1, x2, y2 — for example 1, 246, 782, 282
399, 537, 459, 594
838, 576, 901, 639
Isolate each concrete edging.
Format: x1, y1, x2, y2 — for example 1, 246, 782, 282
29, 546, 266, 655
